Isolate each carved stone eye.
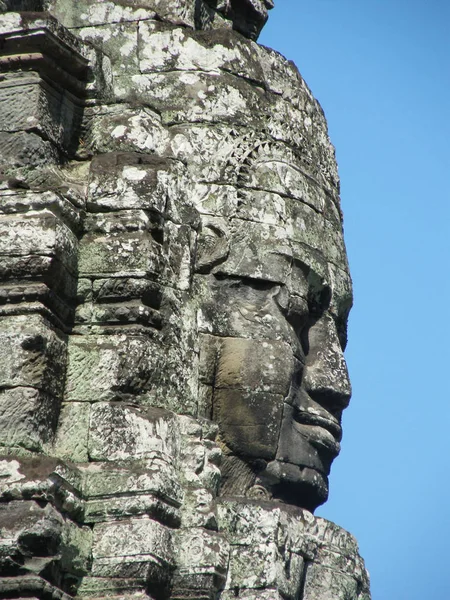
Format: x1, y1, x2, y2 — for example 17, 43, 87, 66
195, 224, 229, 274
274, 286, 309, 331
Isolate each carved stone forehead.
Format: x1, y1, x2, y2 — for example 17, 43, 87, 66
194, 137, 352, 319
36, 0, 273, 40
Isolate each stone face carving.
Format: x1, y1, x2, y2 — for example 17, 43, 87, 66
203, 0, 274, 39
0, 2, 370, 599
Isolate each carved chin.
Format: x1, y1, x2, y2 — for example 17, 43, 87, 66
262, 460, 329, 511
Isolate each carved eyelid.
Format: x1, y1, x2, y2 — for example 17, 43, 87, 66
273, 285, 308, 320
287, 294, 309, 318
290, 260, 331, 315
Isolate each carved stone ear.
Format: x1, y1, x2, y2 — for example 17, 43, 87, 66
195, 219, 229, 274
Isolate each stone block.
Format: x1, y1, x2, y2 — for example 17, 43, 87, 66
0, 254, 52, 282
303, 563, 360, 600
0, 189, 83, 231
76, 22, 139, 78
0, 210, 78, 274
87, 152, 182, 213
83, 493, 180, 526
88, 402, 180, 462
79, 301, 161, 329
0, 281, 75, 326
65, 322, 199, 415
0, 456, 83, 510
76, 575, 146, 598
122, 70, 265, 128
322, 217, 349, 268
0, 75, 83, 150
189, 183, 239, 218
212, 226, 292, 286
161, 220, 195, 290
256, 43, 308, 111
179, 488, 217, 530
44, 0, 158, 28
174, 527, 229, 576
91, 517, 174, 578
0, 574, 73, 600
78, 228, 160, 278
0, 253, 77, 308
90, 555, 153, 580
0, 205, 78, 321
138, 22, 265, 82
64, 334, 158, 403
171, 528, 229, 599
0, 130, 58, 169
81, 459, 181, 501
91, 277, 162, 306
83, 104, 169, 155
221, 592, 285, 600
178, 415, 221, 497
0, 387, 59, 451
217, 501, 303, 548
218, 504, 334, 598
52, 402, 90, 462
237, 193, 326, 243
0, 315, 67, 398
0, 500, 64, 555
225, 543, 304, 597
0, 498, 90, 581
60, 519, 93, 577
168, 123, 237, 182
243, 170, 326, 216
79, 458, 182, 524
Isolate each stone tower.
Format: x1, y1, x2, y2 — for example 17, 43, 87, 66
0, 1, 370, 599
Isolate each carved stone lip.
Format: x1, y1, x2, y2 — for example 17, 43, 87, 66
266, 457, 330, 480
294, 410, 342, 443
307, 426, 341, 458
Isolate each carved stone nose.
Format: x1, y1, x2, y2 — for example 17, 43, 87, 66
302, 313, 352, 409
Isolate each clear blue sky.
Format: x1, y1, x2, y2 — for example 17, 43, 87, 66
260, 2, 450, 599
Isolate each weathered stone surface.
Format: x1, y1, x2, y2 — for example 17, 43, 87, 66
0, 387, 60, 451
44, 0, 270, 41
52, 402, 90, 462
0, 2, 370, 599
217, 501, 370, 600
91, 517, 174, 579
0, 315, 67, 396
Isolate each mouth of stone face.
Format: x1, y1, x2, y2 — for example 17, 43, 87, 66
305, 425, 341, 458
293, 409, 342, 444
